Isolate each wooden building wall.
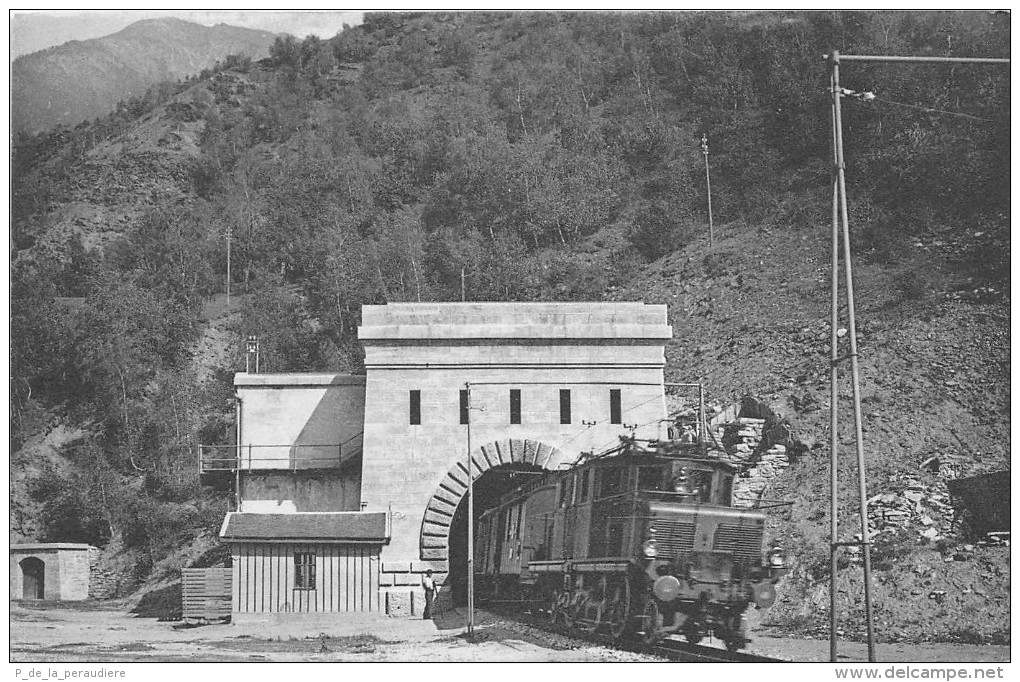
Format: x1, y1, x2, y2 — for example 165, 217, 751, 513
231, 543, 381, 613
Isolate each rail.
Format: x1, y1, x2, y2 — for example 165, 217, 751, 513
650, 638, 784, 663
198, 442, 362, 473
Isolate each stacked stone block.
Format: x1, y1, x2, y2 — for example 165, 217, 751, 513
706, 412, 794, 508
379, 561, 449, 616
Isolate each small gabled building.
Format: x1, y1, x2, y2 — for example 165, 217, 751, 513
219, 511, 389, 620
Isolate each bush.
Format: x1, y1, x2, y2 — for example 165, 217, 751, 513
630, 201, 698, 261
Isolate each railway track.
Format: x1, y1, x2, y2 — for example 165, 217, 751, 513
646, 637, 783, 663
484, 602, 786, 663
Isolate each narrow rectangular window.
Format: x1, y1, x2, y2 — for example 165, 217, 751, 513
578, 470, 590, 502
610, 388, 622, 424
510, 389, 521, 424
295, 552, 316, 590
559, 389, 571, 425
410, 390, 421, 425
460, 389, 469, 425
558, 477, 574, 508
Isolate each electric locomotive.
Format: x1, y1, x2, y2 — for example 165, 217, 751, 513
474, 434, 788, 650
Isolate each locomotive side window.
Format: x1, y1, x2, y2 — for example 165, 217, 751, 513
718, 474, 734, 505
637, 465, 665, 491
596, 467, 625, 499
558, 477, 574, 508
578, 469, 590, 503
671, 466, 712, 502
689, 468, 712, 502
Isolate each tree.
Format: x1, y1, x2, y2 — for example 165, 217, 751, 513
269, 35, 301, 69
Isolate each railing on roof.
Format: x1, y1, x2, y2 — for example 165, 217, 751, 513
198, 442, 362, 473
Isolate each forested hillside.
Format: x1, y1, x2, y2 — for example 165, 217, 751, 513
11, 11, 1009, 638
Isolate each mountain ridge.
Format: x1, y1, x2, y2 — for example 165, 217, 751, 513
12, 17, 278, 135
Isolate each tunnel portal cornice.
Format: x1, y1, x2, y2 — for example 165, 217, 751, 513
358, 302, 672, 343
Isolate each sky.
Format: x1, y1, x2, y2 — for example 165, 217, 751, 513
10, 10, 365, 58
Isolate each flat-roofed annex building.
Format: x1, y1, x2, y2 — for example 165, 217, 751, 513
213, 302, 672, 618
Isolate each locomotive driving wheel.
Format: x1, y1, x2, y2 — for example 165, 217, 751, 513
637, 597, 661, 646
578, 576, 608, 635
605, 576, 632, 640
549, 590, 566, 625
722, 612, 749, 652
682, 619, 704, 645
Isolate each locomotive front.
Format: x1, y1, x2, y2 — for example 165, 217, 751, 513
632, 455, 788, 649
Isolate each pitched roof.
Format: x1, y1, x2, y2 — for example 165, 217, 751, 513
219, 512, 389, 544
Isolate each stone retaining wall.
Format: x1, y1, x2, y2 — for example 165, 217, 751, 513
88, 549, 135, 600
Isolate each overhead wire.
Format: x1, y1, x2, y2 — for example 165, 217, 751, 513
841, 89, 997, 124
554, 392, 668, 462
581, 386, 729, 461
872, 95, 995, 123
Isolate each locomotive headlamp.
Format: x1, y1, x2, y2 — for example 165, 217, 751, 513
768, 544, 789, 580
653, 575, 681, 602
641, 539, 658, 558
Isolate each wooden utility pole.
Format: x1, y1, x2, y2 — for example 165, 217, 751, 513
701, 133, 714, 247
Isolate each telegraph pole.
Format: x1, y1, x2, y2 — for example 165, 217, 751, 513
701, 133, 714, 248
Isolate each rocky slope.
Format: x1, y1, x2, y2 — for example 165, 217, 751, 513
612, 219, 1010, 643
12, 17, 276, 135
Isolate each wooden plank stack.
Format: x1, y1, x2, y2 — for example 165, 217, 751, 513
182, 567, 232, 621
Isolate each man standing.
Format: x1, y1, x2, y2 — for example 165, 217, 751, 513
422, 569, 436, 620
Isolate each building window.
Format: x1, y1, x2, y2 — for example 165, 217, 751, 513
559, 389, 571, 425
410, 390, 421, 425
295, 552, 316, 590
510, 389, 521, 424
460, 389, 469, 425
610, 389, 622, 424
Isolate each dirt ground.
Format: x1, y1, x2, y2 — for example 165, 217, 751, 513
9, 600, 1010, 664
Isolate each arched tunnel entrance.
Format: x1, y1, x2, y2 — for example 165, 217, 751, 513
447, 462, 545, 606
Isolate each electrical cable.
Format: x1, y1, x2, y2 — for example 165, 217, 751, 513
583, 388, 730, 460
868, 95, 995, 123
551, 391, 667, 457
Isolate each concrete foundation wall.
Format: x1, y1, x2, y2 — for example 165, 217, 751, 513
239, 471, 362, 513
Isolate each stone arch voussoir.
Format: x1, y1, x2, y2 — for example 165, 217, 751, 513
420, 439, 567, 562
